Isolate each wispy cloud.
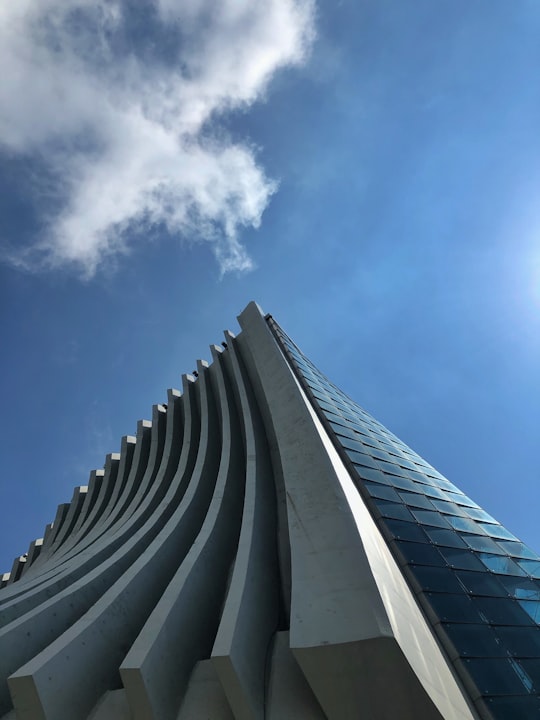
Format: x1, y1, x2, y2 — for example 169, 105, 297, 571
0, 0, 314, 276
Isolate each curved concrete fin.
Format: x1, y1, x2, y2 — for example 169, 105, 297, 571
211, 330, 280, 720
120, 349, 243, 720
6, 362, 219, 719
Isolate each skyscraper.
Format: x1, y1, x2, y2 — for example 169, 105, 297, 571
1, 302, 539, 720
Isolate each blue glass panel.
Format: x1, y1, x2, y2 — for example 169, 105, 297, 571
446, 516, 487, 535
462, 658, 532, 695
464, 507, 498, 523
456, 571, 508, 597
461, 534, 506, 555
425, 593, 483, 623
377, 460, 409, 476
383, 520, 428, 543
517, 659, 540, 691
518, 600, 540, 624
339, 436, 370, 454
347, 450, 380, 468
419, 485, 452, 500
517, 560, 540, 579
394, 541, 447, 566
364, 482, 401, 502
479, 554, 528, 577
473, 597, 534, 626
479, 524, 519, 541
499, 576, 540, 601
424, 527, 468, 549
398, 491, 434, 510
412, 566, 464, 593
495, 626, 540, 657
438, 548, 486, 571
410, 510, 452, 529
497, 542, 539, 560
385, 475, 418, 492
485, 696, 540, 720
352, 465, 388, 484
430, 500, 468, 517
373, 501, 415, 522
441, 623, 507, 657
446, 491, 480, 508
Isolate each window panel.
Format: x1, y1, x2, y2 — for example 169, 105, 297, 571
446, 516, 487, 535
456, 571, 508, 597
462, 658, 532, 695
430, 500, 468, 517
517, 560, 540, 579
424, 528, 468, 549
412, 566, 464, 593
499, 576, 540, 601
398, 491, 434, 510
394, 541, 447, 567
461, 535, 506, 555
373, 501, 415, 522
441, 622, 507, 658
383, 520, 428, 543
410, 510, 452, 529
438, 548, 486, 571
518, 600, 540, 624
425, 593, 483, 623
495, 626, 540, 657
479, 554, 528, 577
364, 482, 401, 502
479, 524, 519, 541
473, 597, 534, 626
497, 541, 539, 560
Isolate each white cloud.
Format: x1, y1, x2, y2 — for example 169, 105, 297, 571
0, 0, 315, 276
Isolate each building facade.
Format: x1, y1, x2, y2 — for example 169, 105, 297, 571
1, 302, 539, 720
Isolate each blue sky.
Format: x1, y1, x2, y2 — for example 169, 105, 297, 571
1, 0, 539, 573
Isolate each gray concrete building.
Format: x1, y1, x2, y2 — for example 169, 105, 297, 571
1, 302, 539, 719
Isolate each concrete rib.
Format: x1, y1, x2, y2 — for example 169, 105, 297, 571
211, 331, 280, 720
120, 347, 244, 720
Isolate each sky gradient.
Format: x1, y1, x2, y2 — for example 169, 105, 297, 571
1, 0, 539, 574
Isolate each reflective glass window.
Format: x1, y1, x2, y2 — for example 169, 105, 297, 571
517, 659, 540, 691
462, 534, 506, 555
430, 500, 468, 517
441, 622, 507, 657
479, 524, 518, 541
377, 460, 408, 476
473, 597, 534, 626
353, 465, 389, 484
338, 436, 370, 454
398, 491, 434, 510
438, 548, 486, 571
364, 482, 400, 502
385, 475, 418, 492
347, 450, 380, 468
412, 566, 464, 593
446, 491, 480, 508
499, 576, 540, 601
384, 520, 428, 543
479, 554, 528, 577
463, 658, 532, 695
373, 501, 414, 522
446, 516, 487, 535
517, 560, 540, 579
410, 510, 452, 529
496, 626, 540, 657
394, 541, 447, 566
424, 527, 468, 548
518, 600, 540, 624
485, 696, 540, 719
497, 541, 539, 560
425, 593, 483, 623
456, 571, 508, 597
418, 485, 450, 500
464, 507, 498, 523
